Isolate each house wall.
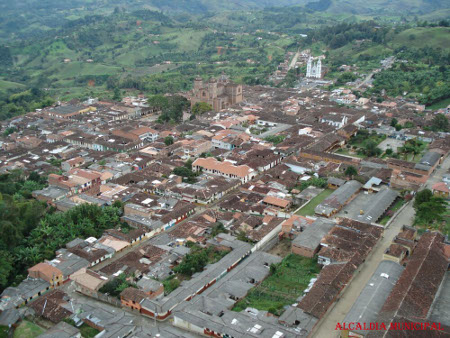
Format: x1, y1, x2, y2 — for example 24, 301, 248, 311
173, 316, 205, 335
292, 244, 316, 258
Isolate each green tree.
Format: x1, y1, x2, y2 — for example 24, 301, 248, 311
112, 88, 121, 101
416, 197, 447, 224
345, 166, 358, 178
0, 251, 13, 289
192, 102, 212, 115
164, 136, 174, 146
413, 189, 433, 209
431, 114, 449, 132
364, 140, 382, 157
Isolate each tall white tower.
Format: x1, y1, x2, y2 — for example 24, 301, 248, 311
316, 58, 322, 79
306, 57, 312, 78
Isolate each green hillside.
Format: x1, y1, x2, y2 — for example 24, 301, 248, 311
390, 27, 450, 49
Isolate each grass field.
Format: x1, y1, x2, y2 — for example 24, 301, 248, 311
427, 97, 450, 110
296, 189, 334, 216
232, 254, 321, 315
390, 27, 450, 50
0, 79, 26, 93
0, 325, 8, 338
13, 321, 45, 338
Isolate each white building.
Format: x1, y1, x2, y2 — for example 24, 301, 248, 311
306, 57, 322, 79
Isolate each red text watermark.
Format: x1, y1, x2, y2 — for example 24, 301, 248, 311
335, 322, 443, 331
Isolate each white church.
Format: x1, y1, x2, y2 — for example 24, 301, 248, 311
306, 57, 322, 79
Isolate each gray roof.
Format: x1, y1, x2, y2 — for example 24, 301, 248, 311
173, 306, 304, 338
418, 151, 440, 167
137, 276, 163, 293
1, 278, 50, 309
327, 177, 346, 186
0, 308, 20, 326
343, 260, 404, 334
429, 271, 450, 327
66, 238, 85, 249
33, 186, 69, 200
363, 176, 382, 190
141, 238, 253, 314
315, 180, 362, 216
121, 215, 164, 230
279, 306, 318, 333
49, 105, 83, 116
66, 301, 137, 337
50, 249, 90, 277
202, 251, 282, 302
292, 218, 335, 251
357, 188, 398, 224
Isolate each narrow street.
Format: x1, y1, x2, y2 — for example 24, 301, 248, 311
288, 50, 300, 70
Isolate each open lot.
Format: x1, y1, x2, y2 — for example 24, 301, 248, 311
296, 189, 334, 216
13, 321, 45, 338
378, 138, 404, 152
232, 254, 320, 316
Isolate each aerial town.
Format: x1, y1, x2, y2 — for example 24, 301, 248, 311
0, 54, 449, 338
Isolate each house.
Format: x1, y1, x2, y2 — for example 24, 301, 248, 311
315, 180, 362, 217
46, 105, 96, 120
120, 287, 147, 311
292, 218, 335, 258
192, 158, 256, 183
61, 157, 85, 172
137, 276, 164, 299
414, 151, 441, 174
432, 182, 450, 199
262, 195, 292, 210
320, 113, 348, 129
0, 278, 51, 309
66, 238, 115, 267
16, 136, 42, 149
28, 263, 63, 287
70, 268, 108, 297
28, 290, 72, 323
130, 126, 159, 142
45, 104, 97, 120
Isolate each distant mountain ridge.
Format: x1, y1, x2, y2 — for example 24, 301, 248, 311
0, 0, 448, 41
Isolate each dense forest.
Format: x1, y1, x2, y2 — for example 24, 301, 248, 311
0, 170, 124, 292
0, 88, 54, 120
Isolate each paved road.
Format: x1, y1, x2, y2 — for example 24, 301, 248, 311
288, 50, 300, 70
312, 201, 415, 338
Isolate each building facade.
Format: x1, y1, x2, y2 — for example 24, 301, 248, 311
189, 75, 243, 112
